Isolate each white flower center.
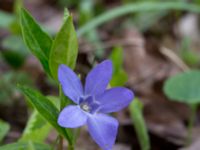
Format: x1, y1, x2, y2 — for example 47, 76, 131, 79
81, 103, 90, 112
79, 96, 100, 113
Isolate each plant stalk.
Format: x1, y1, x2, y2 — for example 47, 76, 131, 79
68, 144, 74, 150
186, 104, 197, 146
58, 85, 75, 150
58, 85, 64, 150
58, 136, 63, 150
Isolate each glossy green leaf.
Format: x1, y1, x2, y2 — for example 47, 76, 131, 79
164, 70, 200, 104
110, 47, 128, 86
0, 120, 10, 142
20, 110, 52, 142
0, 142, 51, 150
18, 85, 72, 144
49, 15, 78, 80
20, 8, 52, 75
129, 99, 150, 150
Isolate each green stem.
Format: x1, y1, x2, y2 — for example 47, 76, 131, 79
73, 128, 81, 143
186, 104, 197, 146
59, 85, 65, 110
58, 136, 63, 150
59, 85, 75, 150
51, 135, 59, 150
58, 85, 64, 150
68, 144, 74, 150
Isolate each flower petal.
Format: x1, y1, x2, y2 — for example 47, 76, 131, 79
58, 64, 83, 103
58, 105, 87, 128
85, 60, 112, 96
87, 114, 118, 150
96, 87, 134, 113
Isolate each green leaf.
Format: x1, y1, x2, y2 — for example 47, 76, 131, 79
110, 70, 128, 87
180, 37, 200, 66
1, 50, 25, 69
2, 36, 29, 55
109, 46, 128, 86
18, 85, 73, 144
20, 8, 52, 76
0, 71, 32, 105
20, 110, 52, 142
0, 120, 10, 142
49, 15, 78, 80
133, 11, 167, 32
181, 50, 200, 66
78, 0, 104, 58
164, 70, 200, 104
63, 8, 70, 21
0, 142, 51, 150
1, 35, 29, 68
0, 11, 15, 29
9, 0, 24, 34
110, 46, 123, 71
77, 2, 200, 36
129, 99, 150, 150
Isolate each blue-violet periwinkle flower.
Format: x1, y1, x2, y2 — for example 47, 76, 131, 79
58, 60, 134, 150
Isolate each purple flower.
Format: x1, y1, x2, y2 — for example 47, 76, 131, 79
58, 60, 134, 150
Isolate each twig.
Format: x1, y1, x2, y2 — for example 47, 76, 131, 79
160, 47, 190, 71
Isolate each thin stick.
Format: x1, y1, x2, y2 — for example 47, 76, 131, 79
160, 47, 190, 71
